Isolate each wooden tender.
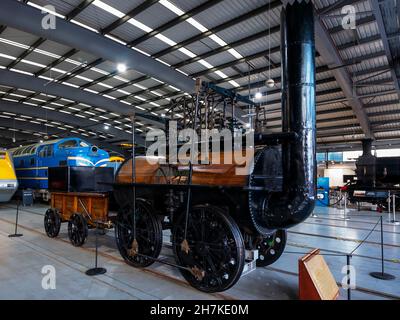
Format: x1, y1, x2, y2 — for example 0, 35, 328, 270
44, 191, 114, 246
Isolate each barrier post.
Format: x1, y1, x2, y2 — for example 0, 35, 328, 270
370, 216, 395, 280
343, 192, 350, 220
389, 193, 400, 225
8, 200, 23, 238
386, 191, 392, 222
86, 221, 107, 276
346, 254, 351, 300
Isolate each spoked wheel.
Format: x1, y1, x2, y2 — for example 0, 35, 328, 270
44, 208, 61, 238
255, 229, 287, 267
67, 213, 88, 247
115, 199, 162, 268
172, 205, 245, 293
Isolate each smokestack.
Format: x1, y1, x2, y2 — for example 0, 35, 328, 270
263, 0, 316, 229
361, 139, 373, 156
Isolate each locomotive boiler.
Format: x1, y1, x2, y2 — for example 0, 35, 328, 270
113, 1, 316, 293
348, 139, 400, 207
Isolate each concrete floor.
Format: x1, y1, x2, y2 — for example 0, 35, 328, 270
0, 202, 398, 300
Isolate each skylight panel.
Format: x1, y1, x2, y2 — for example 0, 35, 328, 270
131, 47, 151, 57
134, 95, 146, 101
186, 18, 208, 33
117, 89, 130, 95
83, 88, 99, 94
198, 60, 213, 69
155, 58, 172, 67
70, 20, 99, 33
215, 70, 228, 78
128, 18, 153, 33
155, 34, 177, 46
62, 82, 79, 88
229, 80, 241, 88
104, 34, 127, 45
0, 53, 16, 60
9, 69, 33, 76
159, 0, 185, 16
209, 34, 227, 46
28, 2, 65, 19
92, 0, 124, 18
228, 49, 243, 59
179, 48, 197, 58
41, 106, 55, 110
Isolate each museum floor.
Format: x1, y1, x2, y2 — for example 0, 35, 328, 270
0, 202, 398, 300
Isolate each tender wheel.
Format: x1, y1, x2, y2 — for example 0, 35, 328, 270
256, 229, 287, 267
172, 205, 245, 293
44, 208, 61, 238
67, 213, 88, 247
115, 199, 162, 268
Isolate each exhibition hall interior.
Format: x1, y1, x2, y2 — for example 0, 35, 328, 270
0, 0, 399, 303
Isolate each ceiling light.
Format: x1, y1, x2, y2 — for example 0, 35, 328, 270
117, 63, 127, 73
255, 92, 263, 99
104, 125, 110, 130
266, 79, 275, 88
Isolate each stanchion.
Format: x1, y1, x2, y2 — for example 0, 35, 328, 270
370, 216, 395, 280
343, 192, 350, 220
388, 193, 400, 225
86, 222, 107, 276
346, 254, 351, 300
8, 200, 23, 238
386, 191, 392, 222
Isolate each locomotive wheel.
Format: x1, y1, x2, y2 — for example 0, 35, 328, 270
256, 229, 287, 267
172, 205, 245, 293
67, 213, 88, 247
115, 200, 162, 268
44, 208, 61, 238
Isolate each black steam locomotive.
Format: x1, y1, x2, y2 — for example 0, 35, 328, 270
111, 1, 317, 293
348, 139, 400, 208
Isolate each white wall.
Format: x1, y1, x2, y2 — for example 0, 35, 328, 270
324, 168, 355, 187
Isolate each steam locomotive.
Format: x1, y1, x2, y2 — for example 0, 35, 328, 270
112, 1, 316, 293
348, 139, 400, 208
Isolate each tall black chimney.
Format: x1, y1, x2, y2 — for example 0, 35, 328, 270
361, 138, 373, 156
264, 0, 316, 229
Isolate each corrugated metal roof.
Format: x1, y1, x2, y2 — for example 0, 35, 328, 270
0, 0, 397, 150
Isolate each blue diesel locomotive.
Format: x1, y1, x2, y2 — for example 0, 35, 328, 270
11, 137, 109, 200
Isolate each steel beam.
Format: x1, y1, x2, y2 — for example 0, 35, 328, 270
0, 100, 142, 145
0, 118, 124, 154
100, 0, 159, 35
0, 129, 33, 144
0, 69, 163, 129
370, 0, 400, 101
309, 2, 374, 138
127, 0, 224, 47
0, 0, 195, 93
